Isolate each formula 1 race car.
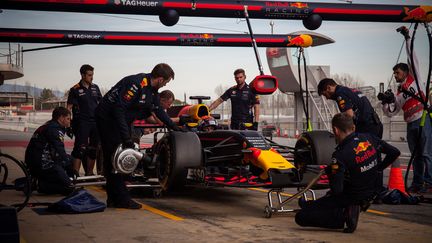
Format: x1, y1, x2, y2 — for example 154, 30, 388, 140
86, 76, 336, 216
110, 97, 336, 217
131, 98, 336, 192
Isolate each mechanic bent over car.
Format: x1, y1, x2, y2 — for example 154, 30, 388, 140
25, 107, 75, 195
95, 63, 181, 209
295, 113, 400, 233
208, 68, 260, 130
318, 78, 383, 138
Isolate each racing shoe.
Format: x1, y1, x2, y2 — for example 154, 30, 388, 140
343, 205, 360, 233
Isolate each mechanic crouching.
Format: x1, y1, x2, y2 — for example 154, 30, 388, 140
25, 107, 75, 195
295, 113, 400, 233
95, 63, 181, 209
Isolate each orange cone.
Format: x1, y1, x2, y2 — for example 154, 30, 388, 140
387, 160, 408, 195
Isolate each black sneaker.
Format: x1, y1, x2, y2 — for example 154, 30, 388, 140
109, 199, 142, 209
344, 205, 360, 233
360, 200, 371, 212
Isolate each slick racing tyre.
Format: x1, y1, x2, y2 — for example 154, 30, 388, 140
294, 130, 335, 166
156, 131, 202, 191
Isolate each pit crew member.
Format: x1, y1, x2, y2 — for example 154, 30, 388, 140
318, 78, 383, 138
95, 63, 180, 209
208, 68, 260, 130
25, 107, 75, 195
67, 64, 102, 176
295, 113, 400, 233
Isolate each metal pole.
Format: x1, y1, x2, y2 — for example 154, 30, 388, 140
244, 5, 264, 75
277, 93, 280, 125
272, 95, 275, 125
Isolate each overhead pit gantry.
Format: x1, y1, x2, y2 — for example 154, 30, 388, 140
1, 0, 431, 29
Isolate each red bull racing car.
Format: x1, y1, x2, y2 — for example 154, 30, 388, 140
86, 76, 335, 216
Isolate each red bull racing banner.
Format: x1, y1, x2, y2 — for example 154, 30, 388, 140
1, 0, 431, 23
0, 28, 330, 47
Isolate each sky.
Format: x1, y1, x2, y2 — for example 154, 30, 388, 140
0, 0, 431, 102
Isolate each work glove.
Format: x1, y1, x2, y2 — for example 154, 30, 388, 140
122, 139, 135, 149
66, 127, 74, 139
172, 125, 188, 132
324, 162, 339, 175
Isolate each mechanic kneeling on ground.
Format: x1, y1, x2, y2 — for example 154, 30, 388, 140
95, 63, 182, 209
25, 107, 75, 195
295, 113, 400, 233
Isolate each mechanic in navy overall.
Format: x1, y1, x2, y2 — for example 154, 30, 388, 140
25, 107, 75, 195
67, 64, 102, 176
208, 68, 260, 130
95, 63, 180, 209
295, 113, 400, 233
318, 78, 386, 197
318, 78, 383, 138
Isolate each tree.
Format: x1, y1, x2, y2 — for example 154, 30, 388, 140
36, 88, 56, 110
39, 88, 56, 101
331, 73, 364, 88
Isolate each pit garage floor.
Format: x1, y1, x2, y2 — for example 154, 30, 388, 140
1, 129, 432, 243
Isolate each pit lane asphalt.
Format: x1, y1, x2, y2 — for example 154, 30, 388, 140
1, 129, 431, 243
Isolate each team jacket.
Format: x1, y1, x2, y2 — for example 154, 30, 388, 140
331, 85, 379, 128
220, 83, 260, 122
67, 81, 102, 122
329, 133, 400, 201
96, 73, 176, 141
25, 120, 72, 172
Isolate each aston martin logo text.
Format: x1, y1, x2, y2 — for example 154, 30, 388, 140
68, 34, 101, 39
119, 0, 159, 7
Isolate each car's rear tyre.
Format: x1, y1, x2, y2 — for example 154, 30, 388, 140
156, 131, 202, 191
294, 130, 336, 166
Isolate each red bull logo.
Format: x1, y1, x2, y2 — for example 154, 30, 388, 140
353, 141, 371, 155
290, 2, 309, 9
402, 6, 432, 22
286, 34, 312, 47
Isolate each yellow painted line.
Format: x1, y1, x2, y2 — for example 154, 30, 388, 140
248, 188, 391, 216
366, 209, 390, 215
139, 203, 184, 221
86, 185, 184, 221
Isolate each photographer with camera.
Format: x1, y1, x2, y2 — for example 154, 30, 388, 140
379, 63, 432, 193
378, 26, 432, 193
